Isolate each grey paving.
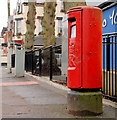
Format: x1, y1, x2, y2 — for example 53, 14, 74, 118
1, 66, 117, 119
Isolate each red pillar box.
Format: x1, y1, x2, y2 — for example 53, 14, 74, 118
67, 6, 102, 89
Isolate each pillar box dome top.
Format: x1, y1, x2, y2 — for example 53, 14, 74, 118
67, 6, 102, 14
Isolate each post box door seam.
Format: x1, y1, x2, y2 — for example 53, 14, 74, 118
68, 10, 82, 89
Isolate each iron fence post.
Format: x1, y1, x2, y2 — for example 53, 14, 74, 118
106, 36, 110, 95
50, 46, 53, 81
25, 52, 27, 71
39, 49, 42, 77
28, 52, 31, 72
115, 35, 117, 97
32, 50, 34, 75
106, 36, 110, 71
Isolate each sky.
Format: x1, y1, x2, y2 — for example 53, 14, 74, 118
0, 0, 17, 34
0, 0, 107, 35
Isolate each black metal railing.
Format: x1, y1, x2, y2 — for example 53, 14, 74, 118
25, 34, 117, 101
102, 32, 117, 101
25, 51, 33, 72
25, 45, 62, 80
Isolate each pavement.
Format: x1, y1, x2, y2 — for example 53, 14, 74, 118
0, 66, 117, 119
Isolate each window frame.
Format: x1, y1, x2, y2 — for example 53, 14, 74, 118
70, 24, 76, 38
58, 19, 62, 33
38, 19, 42, 33
16, 20, 21, 33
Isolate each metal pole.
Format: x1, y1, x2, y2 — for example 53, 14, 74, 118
50, 46, 53, 81
25, 51, 27, 71
106, 36, 110, 71
39, 49, 42, 77
106, 36, 110, 95
115, 35, 117, 97
32, 50, 34, 74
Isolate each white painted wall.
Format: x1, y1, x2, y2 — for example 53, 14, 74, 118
13, 0, 65, 38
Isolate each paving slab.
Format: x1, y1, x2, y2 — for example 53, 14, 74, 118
1, 66, 117, 119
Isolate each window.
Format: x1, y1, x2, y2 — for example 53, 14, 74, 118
58, 20, 62, 33
17, 1, 22, 14
70, 25, 76, 38
39, 19, 42, 33
16, 20, 21, 33
60, 0, 64, 10
21, 4, 23, 13
17, 2, 20, 13
13, 22, 15, 34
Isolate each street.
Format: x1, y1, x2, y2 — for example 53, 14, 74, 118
1, 66, 117, 119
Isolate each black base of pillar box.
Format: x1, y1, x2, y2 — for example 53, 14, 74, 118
67, 90, 102, 116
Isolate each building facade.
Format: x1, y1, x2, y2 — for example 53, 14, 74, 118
13, 0, 65, 41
